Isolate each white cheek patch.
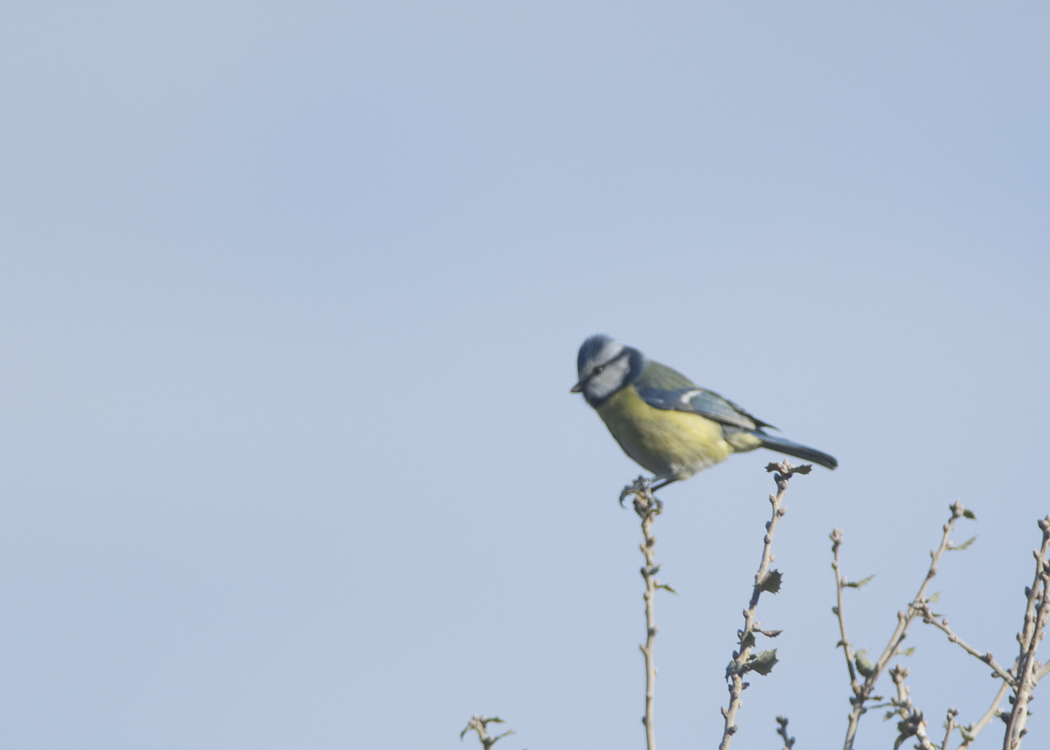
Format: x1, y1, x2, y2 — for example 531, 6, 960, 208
587, 354, 631, 401
606, 354, 630, 382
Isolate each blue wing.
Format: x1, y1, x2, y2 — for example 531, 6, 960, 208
633, 361, 776, 431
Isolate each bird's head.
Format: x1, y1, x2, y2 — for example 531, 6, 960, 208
571, 334, 645, 407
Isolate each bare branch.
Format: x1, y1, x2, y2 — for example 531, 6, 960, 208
958, 680, 1010, 749
1003, 515, 1050, 749
916, 603, 1016, 687
718, 461, 803, 750
776, 715, 795, 750
621, 477, 670, 750
942, 707, 960, 750
830, 528, 862, 695
888, 665, 936, 750
840, 501, 972, 749
1035, 660, 1050, 685
461, 715, 515, 750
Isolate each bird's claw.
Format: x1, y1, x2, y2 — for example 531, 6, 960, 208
619, 476, 662, 517
618, 476, 648, 506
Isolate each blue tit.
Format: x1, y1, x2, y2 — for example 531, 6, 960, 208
571, 335, 837, 490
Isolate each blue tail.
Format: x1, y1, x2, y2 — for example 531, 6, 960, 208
757, 433, 838, 470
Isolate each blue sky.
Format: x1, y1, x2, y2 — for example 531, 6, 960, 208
1, 3, 1048, 748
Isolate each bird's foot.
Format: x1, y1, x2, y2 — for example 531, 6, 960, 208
619, 476, 662, 517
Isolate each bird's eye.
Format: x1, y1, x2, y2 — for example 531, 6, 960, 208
593, 365, 604, 375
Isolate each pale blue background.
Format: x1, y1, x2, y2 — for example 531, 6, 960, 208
1, 3, 1048, 749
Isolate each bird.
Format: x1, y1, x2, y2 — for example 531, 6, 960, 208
572, 335, 837, 491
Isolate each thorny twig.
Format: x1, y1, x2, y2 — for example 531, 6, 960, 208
461, 715, 515, 750
838, 501, 971, 750
718, 461, 805, 750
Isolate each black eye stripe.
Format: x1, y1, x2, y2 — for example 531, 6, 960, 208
590, 351, 628, 379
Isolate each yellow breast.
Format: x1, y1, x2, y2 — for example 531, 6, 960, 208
595, 386, 739, 479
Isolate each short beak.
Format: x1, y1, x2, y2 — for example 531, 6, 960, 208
570, 381, 584, 393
